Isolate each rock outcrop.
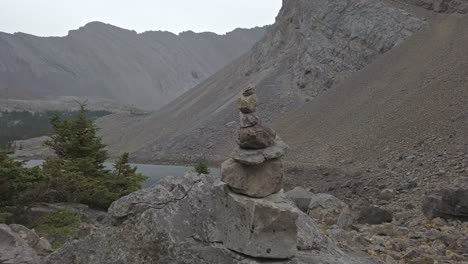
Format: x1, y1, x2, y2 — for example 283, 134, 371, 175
45, 172, 377, 264
0, 224, 52, 264
400, 0, 468, 13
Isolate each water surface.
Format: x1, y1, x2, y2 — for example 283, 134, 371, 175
24, 160, 220, 188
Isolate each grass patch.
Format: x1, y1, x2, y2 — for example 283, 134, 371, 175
34, 209, 81, 236
0, 212, 13, 224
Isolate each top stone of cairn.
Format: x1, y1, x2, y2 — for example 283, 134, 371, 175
239, 86, 257, 114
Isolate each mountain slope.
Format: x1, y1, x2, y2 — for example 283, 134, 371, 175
99, 0, 424, 162
276, 13, 468, 167
0, 22, 266, 109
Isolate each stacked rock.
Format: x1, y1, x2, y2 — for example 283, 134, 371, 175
220, 87, 297, 259
222, 86, 289, 198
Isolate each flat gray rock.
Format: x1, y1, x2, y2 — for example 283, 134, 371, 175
232, 138, 288, 165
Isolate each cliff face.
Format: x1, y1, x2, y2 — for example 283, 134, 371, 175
98, 0, 424, 162
0, 22, 266, 109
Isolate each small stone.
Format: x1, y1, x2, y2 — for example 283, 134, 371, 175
356, 206, 393, 225
431, 217, 447, 226
242, 86, 254, 96
239, 113, 258, 128
38, 237, 54, 255
238, 124, 276, 149
379, 189, 396, 201
232, 150, 265, 165
285, 187, 315, 213
337, 205, 355, 230
239, 94, 257, 114
221, 159, 283, 198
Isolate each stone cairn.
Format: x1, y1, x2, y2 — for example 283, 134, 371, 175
220, 86, 299, 259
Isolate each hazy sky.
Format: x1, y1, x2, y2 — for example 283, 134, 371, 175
0, 0, 282, 36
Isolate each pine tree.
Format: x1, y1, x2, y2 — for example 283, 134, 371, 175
113, 153, 136, 178
46, 103, 107, 175
43, 104, 146, 209
0, 151, 46, 206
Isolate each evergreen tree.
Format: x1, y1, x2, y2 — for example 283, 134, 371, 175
45, 104, 107, 175
42, 104, 146, 209
0, 151, 46, 207
113, 153, 136, 178
110, 152, 146, 196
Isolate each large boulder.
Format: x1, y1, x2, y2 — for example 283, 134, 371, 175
0, 224, 41, 264
45, 173, 378, 264
221, 158, 284, 198
308, 193, 348, 225
223, 190, 299, 259
422, 189, 468, 221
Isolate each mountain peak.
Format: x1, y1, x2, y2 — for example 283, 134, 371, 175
68, 21, 137, 36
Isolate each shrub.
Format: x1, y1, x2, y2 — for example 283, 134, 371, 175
0, 212, 13, 224
194, 159, 210, 175
35, 209, 81, 232
0, 151, 47, 207
34, 209, 81, 249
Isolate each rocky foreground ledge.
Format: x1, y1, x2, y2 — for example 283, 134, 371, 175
44, 173, 376, 264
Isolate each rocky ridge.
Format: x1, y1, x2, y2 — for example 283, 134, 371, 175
0, 23, 266, 109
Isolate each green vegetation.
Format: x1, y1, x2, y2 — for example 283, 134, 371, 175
194, 159, 210, 175
0, 151, 47, 207
34, 209, 81, 249
34, 209, 81, 235
0, 110, 111, 149
42, 104, 146, 209
123, 105, 150, 116
0, 104, 146, 211
0, 212, 13, 224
